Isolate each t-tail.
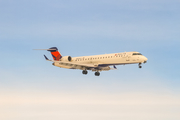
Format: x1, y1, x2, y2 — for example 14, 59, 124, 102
47, 47, 62, 61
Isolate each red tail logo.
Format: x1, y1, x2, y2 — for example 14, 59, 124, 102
48, 47, 62, 61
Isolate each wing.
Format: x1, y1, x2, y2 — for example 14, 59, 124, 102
55, 61, 118, 71
56, 61, 96, 70
44, 55, 116, 71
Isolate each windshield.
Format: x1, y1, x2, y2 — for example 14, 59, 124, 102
133, 53, 142, 55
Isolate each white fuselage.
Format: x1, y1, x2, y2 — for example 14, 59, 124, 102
56, 51, 148, 69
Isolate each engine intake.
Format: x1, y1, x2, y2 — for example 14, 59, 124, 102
61, 56, 72, 62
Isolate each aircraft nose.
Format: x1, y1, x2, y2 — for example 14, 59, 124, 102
144, 56, 148, 63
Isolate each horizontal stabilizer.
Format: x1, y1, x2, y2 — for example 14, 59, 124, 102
34, 49, 57, 51
44, 55, 49, 60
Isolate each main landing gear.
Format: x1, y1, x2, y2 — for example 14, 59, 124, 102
95, 71, 100, 76
82, 70, 100, 76
82, 70, 88, 75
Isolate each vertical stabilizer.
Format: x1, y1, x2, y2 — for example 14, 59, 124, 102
47, 47, 62, 61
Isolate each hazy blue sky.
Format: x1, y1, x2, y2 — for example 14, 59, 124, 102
0, 0, 180, 120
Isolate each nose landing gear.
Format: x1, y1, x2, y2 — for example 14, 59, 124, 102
139, 63, 142, 68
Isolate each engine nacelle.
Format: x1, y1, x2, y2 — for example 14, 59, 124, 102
61, 56, 72, 62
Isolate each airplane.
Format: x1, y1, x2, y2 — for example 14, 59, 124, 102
35, 47, 148, 76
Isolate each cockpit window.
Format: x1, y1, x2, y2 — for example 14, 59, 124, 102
133, 53, 142, 55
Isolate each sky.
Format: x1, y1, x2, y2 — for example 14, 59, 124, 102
0, 0, 180, 120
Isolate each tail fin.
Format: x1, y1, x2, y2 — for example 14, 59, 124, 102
47, 47, 62, 61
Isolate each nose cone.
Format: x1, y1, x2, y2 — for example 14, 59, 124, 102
144, 56, 148, 61
143, 56, 148, 63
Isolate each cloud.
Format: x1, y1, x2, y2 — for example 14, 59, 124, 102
0, 89, 180, 120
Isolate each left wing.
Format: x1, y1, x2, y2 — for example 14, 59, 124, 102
44, 55, 96, 69
44, 55, 116, 71
56, 61, 96, 68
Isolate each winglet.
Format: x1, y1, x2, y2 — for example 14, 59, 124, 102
113, 65, 117, 69
111, 65, 117, 70
44, 55, 49, 60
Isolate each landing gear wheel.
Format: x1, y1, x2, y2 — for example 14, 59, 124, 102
95, 72, 100, 76
138, 63, 142, 69
82, 70, 88, 75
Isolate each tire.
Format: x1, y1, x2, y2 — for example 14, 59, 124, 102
82, 70, 88, 75
95, 72, 100, 76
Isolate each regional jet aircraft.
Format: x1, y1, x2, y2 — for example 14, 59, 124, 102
35, 47, 148, 76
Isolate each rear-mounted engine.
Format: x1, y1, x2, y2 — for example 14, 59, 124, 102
61, 56, 72, 62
